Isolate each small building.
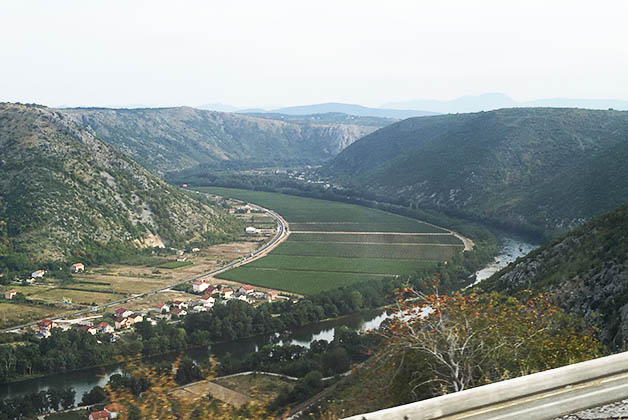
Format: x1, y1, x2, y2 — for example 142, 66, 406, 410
192, 247, 200, 253
245, 226, 259, 235
104, 403, 123, 419
238, 285, 255, 295
115, 308, 133, 319
155, 302, 169, 313
171, 307, 187, 317
193, 281, 209, 293
222, 287, 234, 299
31, 270, 45, 279
97, 322, 114, 334
192, 305, 208, 313
71, 263, 85, 273
4, 289, 17, 300
176, 257, 187, 262
78, 325, 97, 335
200, 294, 215, 307
176, 249, 185, 256
88, 410, 110, 420
171, 300, 188, 310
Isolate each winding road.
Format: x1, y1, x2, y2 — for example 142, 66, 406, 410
1, 202, 290, 334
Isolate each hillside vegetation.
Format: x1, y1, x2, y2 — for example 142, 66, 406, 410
62, 107, 378, 174
0, 103, 241, 265
479, 204, 628, 350
324, 108, 628, 237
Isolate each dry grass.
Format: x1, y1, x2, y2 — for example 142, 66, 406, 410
0, 303, 70, 329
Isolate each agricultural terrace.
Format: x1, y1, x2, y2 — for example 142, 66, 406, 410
197, 187, 466, 295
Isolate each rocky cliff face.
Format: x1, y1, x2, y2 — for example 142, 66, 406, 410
62, 107, 377, 174
480, 205, 628, 349
0, 103, 240, 262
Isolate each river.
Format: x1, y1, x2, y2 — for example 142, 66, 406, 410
0, 309, 388, 403
474, 236, 537, 284
0, 236, 534, 404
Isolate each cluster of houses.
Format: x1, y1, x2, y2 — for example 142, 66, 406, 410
29, 281, 281, 340
8, 263, 85, 287
192, 281, 277, 303
88, 403, 123, 420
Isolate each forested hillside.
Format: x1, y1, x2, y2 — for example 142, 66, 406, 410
325, 108, 628, 237
0, 103, 240, 266
62, 107, 378, 174
479, 204, 628, 349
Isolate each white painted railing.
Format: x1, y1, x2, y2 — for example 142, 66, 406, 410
343, 351, 628, 420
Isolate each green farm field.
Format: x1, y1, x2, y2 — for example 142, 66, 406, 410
288, 232, 463, 244
273, 241, 462, 260
197, 187, 446, 232
205, 187, 466, 294
245, 255, 436, 275
216, 267, 388, 295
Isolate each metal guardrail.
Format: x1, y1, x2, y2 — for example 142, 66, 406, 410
343, 351, 628, 420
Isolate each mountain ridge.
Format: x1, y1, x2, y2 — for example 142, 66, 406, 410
0, 103, 240, 263
324, 107, 628, 237
62, 106, 378, 174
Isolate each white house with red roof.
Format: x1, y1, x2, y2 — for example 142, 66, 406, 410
97, 322, 114, 334
193, 281, 209, 293
104, 403, 124, 418
88, 410, 110, 420
155, 302, 170, 313
71, 263, 85, 273
31, 270, 45, 279
114, 308, 133, 318
4, 289, 17, 300
238, 285, 255, 295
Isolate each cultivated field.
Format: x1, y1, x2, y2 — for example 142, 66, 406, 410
201, 188, 466, 295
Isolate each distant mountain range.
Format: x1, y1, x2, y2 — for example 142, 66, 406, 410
197, 102, 438, 120
197, 95, 628, 117
383, 93, 628, 114
323, 107, 628, 238
480, 204, 628, 349
62, 107, 378, 174
0, 103, 240, 263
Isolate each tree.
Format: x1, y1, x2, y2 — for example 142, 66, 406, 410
60, 387, 76, 409
80, 385, 108, 406
375, 286, 602, 399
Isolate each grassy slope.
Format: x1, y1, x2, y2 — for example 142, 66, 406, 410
325, 108, 628, 237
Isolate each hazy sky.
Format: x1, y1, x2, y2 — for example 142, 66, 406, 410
2, 1, 627, 108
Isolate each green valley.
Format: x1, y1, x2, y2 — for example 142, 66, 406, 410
199, 187, 466, 295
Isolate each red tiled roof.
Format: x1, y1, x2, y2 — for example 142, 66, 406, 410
89, 410, 109, 419
105, 403, 123, 413
242, 285, 254, 291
